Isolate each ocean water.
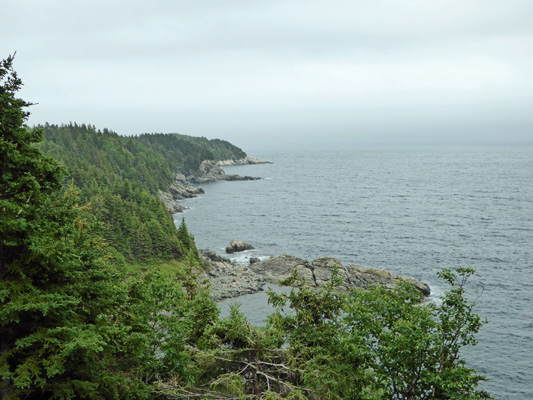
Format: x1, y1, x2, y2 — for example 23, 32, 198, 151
175, 145, 533, 400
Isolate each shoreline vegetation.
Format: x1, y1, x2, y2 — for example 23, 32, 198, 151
1, 55, 494, 399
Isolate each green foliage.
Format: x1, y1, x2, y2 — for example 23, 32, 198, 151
174, 304, 292, 399
209, 372, 246, 396
121, 270, 190, 383
137, 133, 246, 172
267, 269, 375, 399
0, 55, 142, 398
342, 270, 487, 400
33, 124, 221, 265
164, 268, 492, 400
36, 125, 248, 197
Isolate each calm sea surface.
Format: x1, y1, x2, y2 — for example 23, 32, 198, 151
175, 145, 533, 400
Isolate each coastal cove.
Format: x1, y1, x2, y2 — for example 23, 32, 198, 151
176, 145, 533, 400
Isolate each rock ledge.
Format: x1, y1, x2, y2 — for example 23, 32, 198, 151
159, 157, 266, 212
199, 252, 430, 301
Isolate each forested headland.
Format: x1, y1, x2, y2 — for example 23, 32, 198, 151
1, 55, 495, 399
33, 122, 246, 268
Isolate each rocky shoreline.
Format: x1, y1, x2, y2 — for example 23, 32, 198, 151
159, 156, 269, 213
196, 249, 430, 302
162, 157, 431, 302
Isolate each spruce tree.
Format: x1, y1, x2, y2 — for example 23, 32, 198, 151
0, 55, 139, 399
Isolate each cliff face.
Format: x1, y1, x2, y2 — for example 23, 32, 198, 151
159, 156, 269, 212
159, 173, 205, 213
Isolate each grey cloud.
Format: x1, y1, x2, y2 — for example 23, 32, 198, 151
1, 0, 532, 145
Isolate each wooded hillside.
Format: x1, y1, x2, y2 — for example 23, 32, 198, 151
34, 123, 247, 265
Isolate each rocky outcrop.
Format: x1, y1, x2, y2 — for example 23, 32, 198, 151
159, 190, 187, 213
225, 240, 255, 254
217, 155, 272, 166
249, 255, 431, 296
159, 174, 205, 213
159, 157, 267, 213
168, 174, 205, 199
246, 255, 314, 284
199, 249, 230, 263
189, 160, 262, 184
198, 249, 266, 301
197, 251, 430, 301
344, 264, 431, 296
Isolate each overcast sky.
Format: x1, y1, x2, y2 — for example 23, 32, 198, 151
2, 0, 533, 148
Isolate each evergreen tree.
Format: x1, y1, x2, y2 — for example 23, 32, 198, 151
177, 218, 193, 249
0, 55, 141, 399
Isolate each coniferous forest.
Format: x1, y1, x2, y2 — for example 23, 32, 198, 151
1, 55, 495, 399
34, 123, 245, 266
